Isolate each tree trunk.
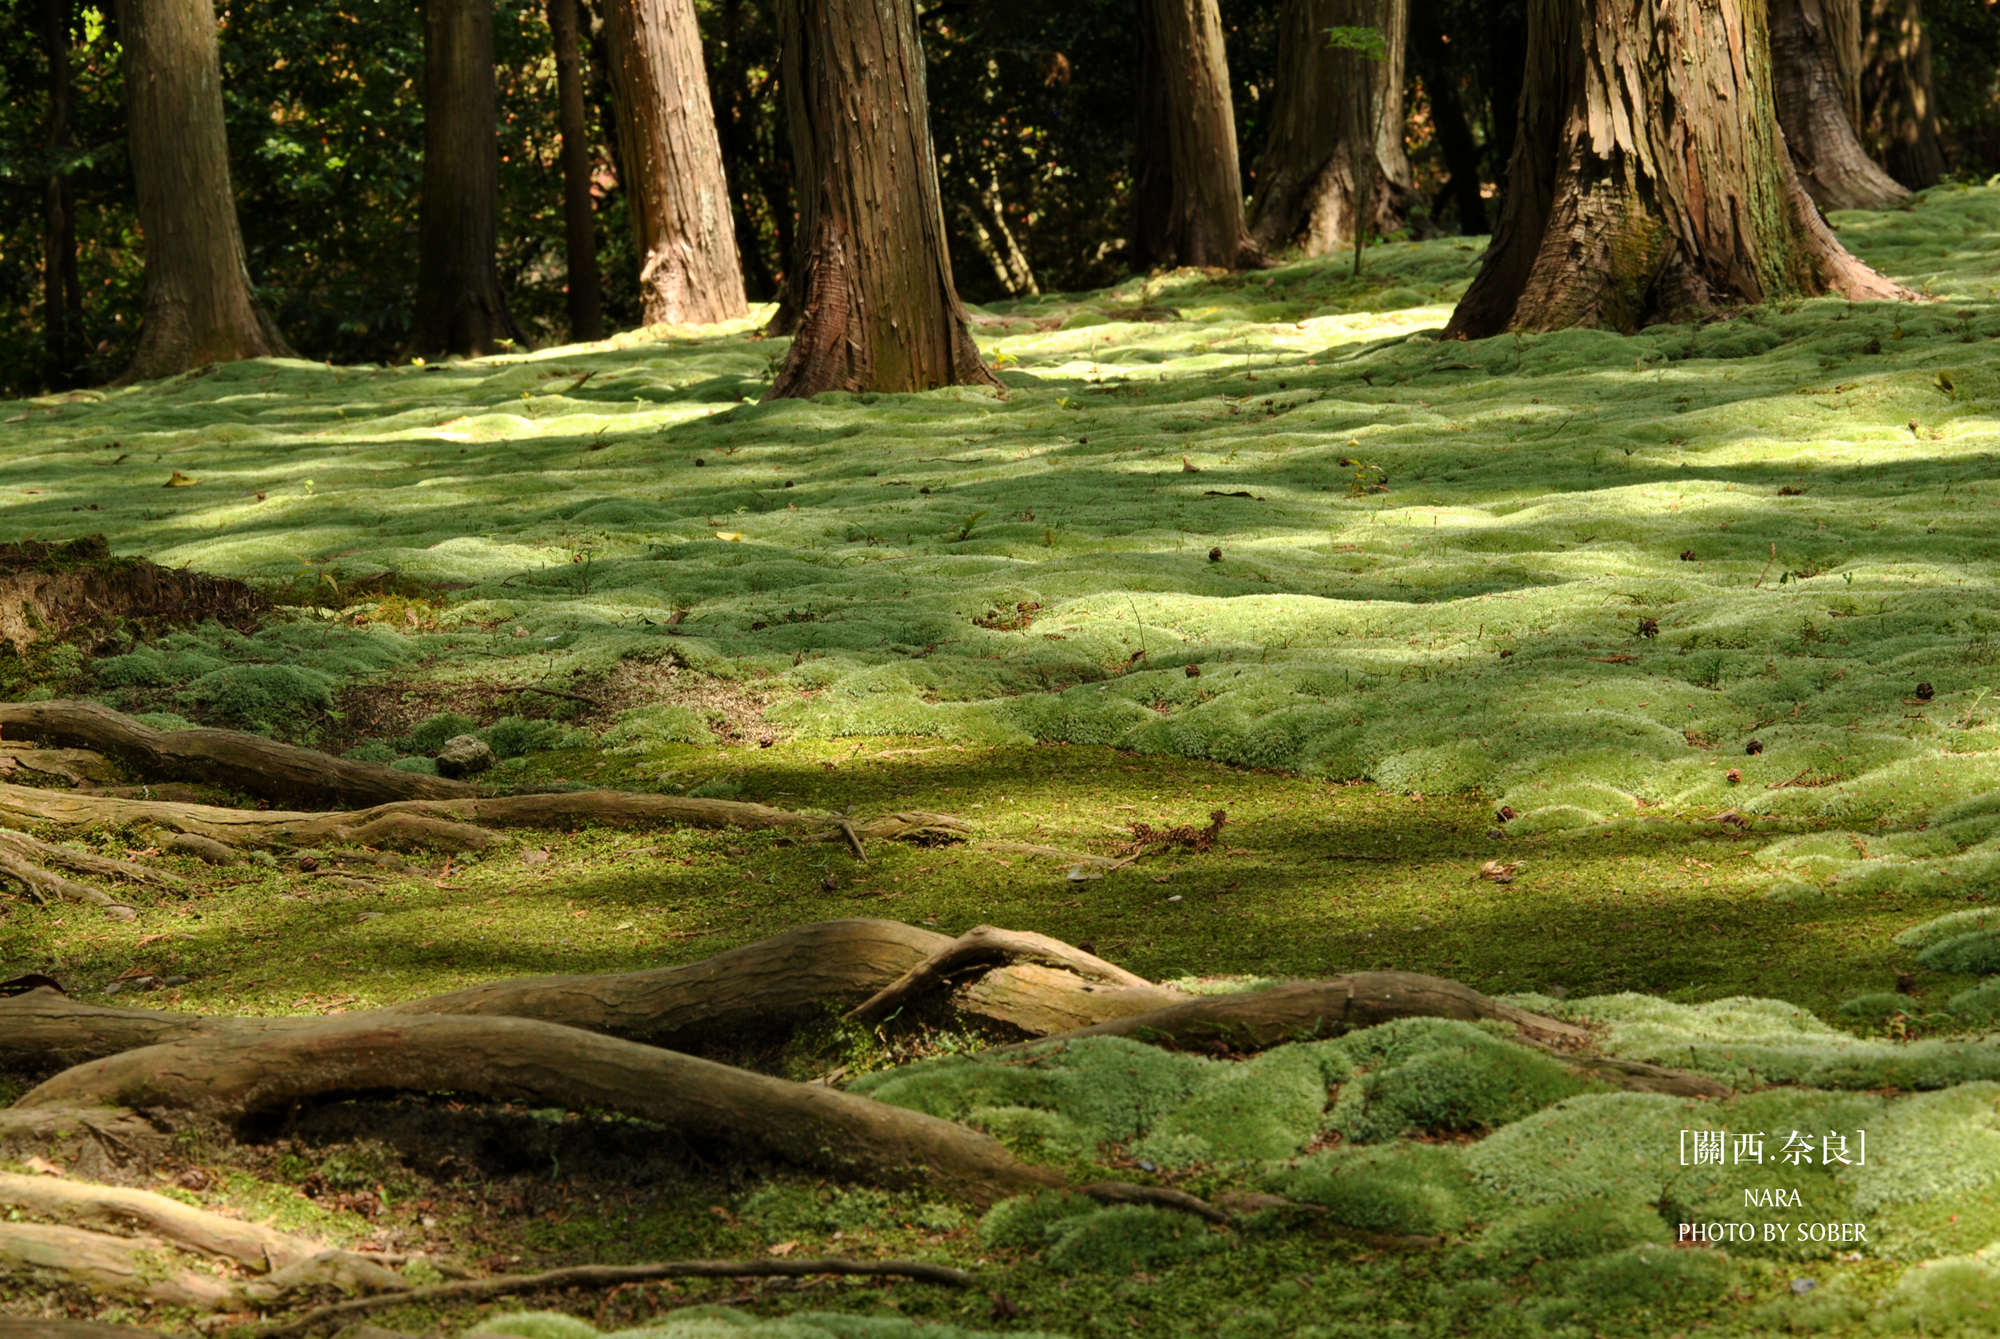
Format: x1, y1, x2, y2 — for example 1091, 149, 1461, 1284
1146, 0, 1262, 268
1408, 0, 1488, 233
411, 0, 528, 358
549, 0, 605, 341
42, 0, 83, 391
764, 0, 995, 398
1246, 0, 1416, 256
1773, 0, 1909, 210
1861, 0, 1946, 189
603, 0, 748, 326
111, 0, 292, 384
1444, 0, 1906, 340
706, 0, 791, 303
1129, 3, 1176, 270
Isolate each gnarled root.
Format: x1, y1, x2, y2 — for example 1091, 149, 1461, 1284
0, 1219, 236, 1308
847, 923, 1166, 1024
17, 1014, 1065, 1205
0, 848, 134, 920
0, 1168, 318, 1269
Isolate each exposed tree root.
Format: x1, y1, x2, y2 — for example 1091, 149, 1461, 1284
0, 1323, 167, 1339
0, 849, 134, 919
0, 1169, 316, 1270
0, 1107, 171, 1175
0, 781, 970, 853
0, 828, 183, 889
0, 700, 475, 807
17, 1014, 1066, 1205
0, 1219, 234, 1307
846, 924, 1161, 1024
954, 963, 1185, 1036
0, 919, 955, 1070
252, 1256, 972, 1339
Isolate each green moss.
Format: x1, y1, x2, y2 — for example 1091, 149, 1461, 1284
1918, 930, 2000, 974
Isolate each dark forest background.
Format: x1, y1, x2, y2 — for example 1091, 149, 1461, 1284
2, 0, 1997, 397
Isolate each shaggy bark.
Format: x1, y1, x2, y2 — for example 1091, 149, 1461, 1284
765, 0, 995, 396
603, 0, 748, 326
1246, 0, 1416, 255
111, 0, 292, 383
18, 1015, 1064, 1204
412, 0, 528, 356
0, 1169, 315, 1270
549, 0, 605, 341
255, 1257, 970, 1337
1773, 0, 1909, 210
0, 701, 476, 806
1445, 0, 1906, 339
1146, 0, 1262, 268
1861, 0, 1947, 188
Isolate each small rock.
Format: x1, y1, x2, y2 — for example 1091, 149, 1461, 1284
1185, 664, 1202, 678
435, 734, 497, 778
521, 848, 551, 867
726, 846, 749, 858
1915, 682, 1935, 701
759, 736, 775, 748
1745, 739, 1765, 755
1166, 894, 1183, 903
161, 974, 189, 988
1790, 1278, 1817, 1295
821, 874, 839, 891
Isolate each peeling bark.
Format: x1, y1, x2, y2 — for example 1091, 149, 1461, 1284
1445, 0, 1907, 338
1773, 0, 1909, 210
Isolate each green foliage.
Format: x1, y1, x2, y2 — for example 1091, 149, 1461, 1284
1324, 25, 1389, 58
1921, 930, 2000, 974
1322, 1019, 1600, 1143
403, 712, 478, 754
1836, 991, 1910, 1021
1042, 1204, 1224, 1272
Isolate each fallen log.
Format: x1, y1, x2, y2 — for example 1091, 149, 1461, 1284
251, 1256, 973, 1339
0, 1219, 234, 1308
0, 781, 971, 851
847, 924, 1161, 1024
0, 699, 475, 807
0, 1168, 317, 1270
16, 1014, 1066, 1204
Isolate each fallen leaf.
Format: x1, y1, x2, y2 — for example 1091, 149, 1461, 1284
715, 531, 743, 542
21, 1156, 63, 1177
766, 1240, 799, 1257
164, 471, 199, 487
1477, 860, 1520, 884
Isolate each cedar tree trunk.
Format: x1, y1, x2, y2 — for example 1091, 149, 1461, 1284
1147, 0, 1261, 268
1773, 0, 1908, 210
1861, 0, 1946, 188
42, 0, 83, 389
1130, 4, 1176, 269
412, 0, 527, 357
1444, 0, 1905, 339
550, 0, 605, 341
1246, 0, 1417, 255
603, 0, 748, 326
765, 0, 995, 398
112, 0, 291, 384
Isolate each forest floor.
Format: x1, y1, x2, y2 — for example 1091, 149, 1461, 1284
5, 184, 2000, 1337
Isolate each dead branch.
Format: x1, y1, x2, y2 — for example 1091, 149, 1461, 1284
0, 1169, 317, 1270
0, 1220, 233, 1307
236, 1249, 405, 1304
1077, 1180, 1232, 1224
17, 1014, 1064, 1205
0, 700, 476, 807
250, 1256, 973, 1339
0, 1323, 167, 1339
848, 924, 1159, 1024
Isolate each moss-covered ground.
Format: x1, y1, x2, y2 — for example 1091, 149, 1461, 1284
14, 186, 2000, 1336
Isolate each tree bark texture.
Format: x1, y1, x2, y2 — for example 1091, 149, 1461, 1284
1129, 3, 1177, 269
1246, 0, 1417, 255
412, 0, 528, 357
111, 0, 292, 384
765, 0, 995, 396
1772, 0, 1909, 210
603, 0, 748, 326
42, 0, 83, 391
1861, 0, 1947, 188
550, 0, 606, 342
1147, 0, 1262, 268
1444, 0, 1905, 339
